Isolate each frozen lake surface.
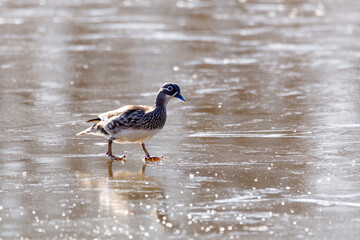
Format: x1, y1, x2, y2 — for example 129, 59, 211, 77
1, 0, 360, 239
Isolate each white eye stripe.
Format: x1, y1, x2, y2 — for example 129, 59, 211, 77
162, 86, 174, 91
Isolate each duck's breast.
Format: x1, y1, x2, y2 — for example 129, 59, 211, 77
113, 128, 161, 143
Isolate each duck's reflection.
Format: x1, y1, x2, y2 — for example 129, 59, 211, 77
106, 160, 147, 179
76, 163, 175, 235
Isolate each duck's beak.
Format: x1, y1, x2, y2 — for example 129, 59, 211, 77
174, 92, 186, 102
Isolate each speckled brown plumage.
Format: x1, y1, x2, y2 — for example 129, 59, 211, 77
77, 83, 185, 162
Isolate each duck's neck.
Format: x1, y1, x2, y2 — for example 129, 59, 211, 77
154, 91, 169, 108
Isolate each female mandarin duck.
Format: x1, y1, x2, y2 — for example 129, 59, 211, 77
77, 83, 186, 162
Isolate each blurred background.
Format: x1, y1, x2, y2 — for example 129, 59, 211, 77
0, 0, 360, 239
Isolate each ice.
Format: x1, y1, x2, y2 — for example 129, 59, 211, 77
1, 0, 360, 239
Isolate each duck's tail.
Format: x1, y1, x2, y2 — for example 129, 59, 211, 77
76, 126, 93, 136
76, 122, 109, 137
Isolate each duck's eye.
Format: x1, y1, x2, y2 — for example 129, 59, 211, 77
167, 86, 173, 91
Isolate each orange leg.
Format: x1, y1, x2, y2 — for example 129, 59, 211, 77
141, 142, 163, 162
106, 138, 126, 162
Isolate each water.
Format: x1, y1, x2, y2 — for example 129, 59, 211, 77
1, 0, 360, 239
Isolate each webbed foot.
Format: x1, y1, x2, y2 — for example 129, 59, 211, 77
107, 153, 126, 162
142, 156, 163, 162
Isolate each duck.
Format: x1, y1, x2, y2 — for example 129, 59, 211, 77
76, 83, 186, 162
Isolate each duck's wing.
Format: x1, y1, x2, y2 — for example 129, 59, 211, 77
103, 105, 152, 132
100, 105, 150, 120
79, 105, 152, 136
98, 106, 131, 122
84, 105, 140, 123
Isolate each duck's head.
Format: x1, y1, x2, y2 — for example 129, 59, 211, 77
156, 83, 186, 106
